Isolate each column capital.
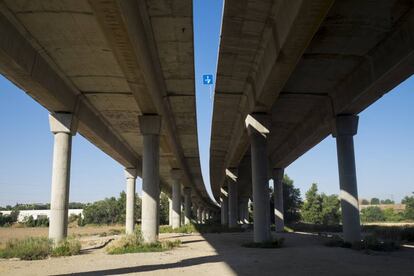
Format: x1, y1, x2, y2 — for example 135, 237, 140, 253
184, 187, 191, 194
332, 114, 358, 137
138, 114, 161, 135
225, 168, 238, 182
125, 168, 137, 179
49, 113, 77, 135
170, 169, 182, 181
220, 185, 228, 197
245, 113, 270, 137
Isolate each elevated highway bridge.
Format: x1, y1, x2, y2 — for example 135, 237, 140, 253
211, 0, 414, 242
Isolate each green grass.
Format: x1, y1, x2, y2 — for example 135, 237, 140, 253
325, 235, 400, 252
159, 223, 198, 234
0, 237, 82, 260
0, 237, 51, 260
288, 222, 414, 243
242, 238, 285, 249
51, 238, 81, 257
107, 239, 181, 254
363, 225, 414, 242
106, 230, 181, 254
159, 222, 244, 234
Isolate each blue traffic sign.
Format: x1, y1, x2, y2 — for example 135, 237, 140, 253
202, 74, 213, 85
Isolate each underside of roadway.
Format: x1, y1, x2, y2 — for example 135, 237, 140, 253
1, 232, 413, 276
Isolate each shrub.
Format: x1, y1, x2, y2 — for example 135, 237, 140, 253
0, 237, 82, 260
68, 214, 79, 224
0, 214, 13, 227
23, 215, 49, 227
82, 192, 141, 225
357, 235, 399, 252
324, 235, 400, 252
23, 215, 36, 227
35, 215, 49, 227
300, 184, 340, 225
106, 230, 181, 254
0, 210, 19, 227
363, 225, 414, 242
51, 238, 81, 257
0, 237, 52, 260
159, 224, 198, 234
361, 206, 385, 222
289, 222, 342, 233
402, 195, 414, 220
382, 208, 404, 222
77, 215, 85, 226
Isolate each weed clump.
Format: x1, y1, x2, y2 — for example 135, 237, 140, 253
0, 237, 52, 260
106, 230, 181, 254
159, 224, 198, 234
325, 235, 400, 252
51, 238, 81, 257
0, 237, 82, 260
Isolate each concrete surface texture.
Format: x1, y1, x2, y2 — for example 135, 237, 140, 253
0, 0, 215, 213
210, 0, 414, 205
1, 232, 414, 276
124, 168, 137, 235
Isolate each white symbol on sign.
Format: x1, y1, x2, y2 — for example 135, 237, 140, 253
205, 76, 211, 84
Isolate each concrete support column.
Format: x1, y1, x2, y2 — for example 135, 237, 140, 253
272, 168, 284, 232
246, 113, 271, 242
139, 115, 161, 243
333, 115, 361, 243
239, 197, 249, 224
227, 169, 238, 228
48, 113, 77, 244
125, 168, 137, 235
171, 169, 182, 229
197, 206, 202, 224
192, 203, 197, 222
168, 198, 173, 226
220, 187, 229, 225
184, 188, 191, 224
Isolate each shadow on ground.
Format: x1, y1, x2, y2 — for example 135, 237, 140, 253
53, 224, 414, 276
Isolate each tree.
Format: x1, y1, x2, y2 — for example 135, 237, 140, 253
383, 208, 404, 222
380, 199, 394, 205
301, 183, 323, 224
321, 194, 341, 225
159, 193, 169, 225
82, 192, 141, 225
360, 206, 385, 222
370, 198, 380, 205
360, 199, 369, 205
282, 175, 303, 223
402, 195, 414, 220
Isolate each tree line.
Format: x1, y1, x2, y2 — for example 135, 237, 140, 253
1, 177, 413, 227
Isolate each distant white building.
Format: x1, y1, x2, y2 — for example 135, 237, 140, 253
0, 209, 83, 222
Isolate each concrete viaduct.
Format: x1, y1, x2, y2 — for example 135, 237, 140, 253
0, 0, 218, 243
211, 0, 414, 243
1, 0, 413, 246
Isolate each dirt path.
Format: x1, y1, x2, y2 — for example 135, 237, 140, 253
1, 232, 414, 276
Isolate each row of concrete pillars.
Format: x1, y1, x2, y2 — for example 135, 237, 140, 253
220, 113, 361, 243
48, 113, 213, 244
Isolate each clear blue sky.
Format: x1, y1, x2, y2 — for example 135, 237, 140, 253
0, 0, 413, 206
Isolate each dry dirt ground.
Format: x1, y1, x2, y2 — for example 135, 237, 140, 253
0, 225, 124, 244
1, 231, 414, 276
